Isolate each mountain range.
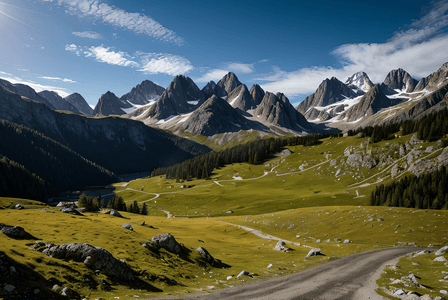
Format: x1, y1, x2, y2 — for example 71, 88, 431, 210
296, 62, 448, 129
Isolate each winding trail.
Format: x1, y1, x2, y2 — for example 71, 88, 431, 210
159, 247, 420, 300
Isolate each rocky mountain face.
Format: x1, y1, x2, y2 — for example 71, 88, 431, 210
414, 62, 448, 92
226, 84, 257, 111
0, 85, 210, 174
130, 75, 205, 122
215, 72, 242, 98
296, 77, 357, 118
0, 78, 56, 110
38, 90, 81, 114
382, 68, 418, 93
178, 95, 263, 136
93, 91, 131, 117
250, 84, 265, 106
339, 84, 399, 122
255, 92, 311, 131
120, 80, 165, 105
345, 72, 374, 94
65, 93, 93, 115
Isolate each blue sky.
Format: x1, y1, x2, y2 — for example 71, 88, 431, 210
1, 0, 448, 107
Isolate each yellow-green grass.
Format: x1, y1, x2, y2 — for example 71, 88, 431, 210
0, 197, 48, 209
377, 251, 448, 299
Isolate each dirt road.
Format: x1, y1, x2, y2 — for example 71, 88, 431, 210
161, 247, 418, 300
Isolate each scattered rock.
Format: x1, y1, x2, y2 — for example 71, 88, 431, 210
361, 156, 377, 169
267, 263, 273, 269
151, 234, 182, 254
14, 204, 24, 210
121, 223, 133, 231
438, 147, 448, 164
226, 210, 234, 214
441, 290, 448, 295
346, 154, 362, 168
394, 289, 405, 295
330, 159, 337, 167
343, 239, 351, 244
344, 146, 354, 157
409, 159, 437, 177
61, 287, 78, 298
109, 210, 123, 218
434, 256, 447, 262
279, 149, 292, 159
306, 248, 322, 257
237, 270, 249, 279
273, 240, 291, 252
196, 247, 215, 264
226, 275, 233, 280
41, 243, 134, 280
4, 284, 15, 292
435, 246, 448, 256
60, 207, 83, 216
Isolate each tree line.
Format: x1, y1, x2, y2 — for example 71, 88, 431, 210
347, 107, 448, 145
151, 133, 338, 181
371, 166, 448, 210
78, 193, 148, 215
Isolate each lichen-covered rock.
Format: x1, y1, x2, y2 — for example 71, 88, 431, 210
438, 147, 448, 164
361, 156, 377, 169
151, 234, 182, 254
344, 146, 354, 157
409, 159, 437, 177
60, 207, 83, 216
121, 223, 133, 230
41, 243, 134, 280
330, 159, 337, 167
346, 154, 362, 168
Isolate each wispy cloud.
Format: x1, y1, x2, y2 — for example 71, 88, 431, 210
259, 1, 448, 98
66, 43, 192, 76
72, 31, 103, 39
137, 52, 193, 76
39, 76, 77, 83
42, 0, 183, 45
84, 45, 139, 67
195, 69, 229, 83
226, 62, 255, 74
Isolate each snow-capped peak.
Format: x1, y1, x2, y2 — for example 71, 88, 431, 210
345, 71, 373, 93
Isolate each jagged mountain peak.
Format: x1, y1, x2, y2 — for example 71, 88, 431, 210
382, 68, 417, 93
38, 90, 81, 114
120, 79, 165, 105
249, 84, 265, 106
64, 93, 93, 115
414, 61, 448, 92
345, 71, 374, 93
94, 91, 130, 117
216, 72, 242, 97
227, 84, 256, 111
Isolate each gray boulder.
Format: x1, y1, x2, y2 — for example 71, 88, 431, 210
196, 247, 216, 264
121, 223, 133, 231
237, 270, 249, 279
435, 246, 448, 256
438, 147, 448, 164
346, 154, 362, 168
0, 224, 35, 239
361, 156, 377, 169
60, 207, 83, 216
151, 234, 182, 254
306, 248, 322, 257
109, 210, 123, 218
41, 243, 134, 280
14, 204, 24, 210
273, 240, 291, 252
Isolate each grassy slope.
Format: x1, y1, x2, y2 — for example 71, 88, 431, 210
2, 133, 447, 299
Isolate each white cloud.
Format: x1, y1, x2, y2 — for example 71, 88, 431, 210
258, 1, 448, 98
137, 52, 193, 76
84, 45, 139, 67
226, 62, 254, 74
43, 0, 183, 44
65, 43, 82, 55
195, 69, 229, 83
39, 76, 77, 83
72, 31, 103, 39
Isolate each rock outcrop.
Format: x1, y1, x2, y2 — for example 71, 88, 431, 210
0, 224, 36, 240
64, 93, 94, 115
40, 243, 134, 280
382, 68, 418, 93
38, 90, 81, 114
93, 91, 130, 117
150, 234, 183, 254
120, 80, 165, 105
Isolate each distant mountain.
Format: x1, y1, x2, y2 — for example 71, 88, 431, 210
177, 95, 263, 136
345, 72, 374, 94
338, 84, 400, 122
413, 62, 448, 92
216, 72, 242, 98
120, 79, 165, 105
296, 77, 357, 120
382, 68, 418, 93
226, 84, 256, 111
255, 92, 311, 131
129, 75, 205, 123
0, 85, 210, 174
93, 91, 131, 117
0, 78, 56, 110
250, 84, 265, 106
65, 93, 93, 115
38, 90, 81, 114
